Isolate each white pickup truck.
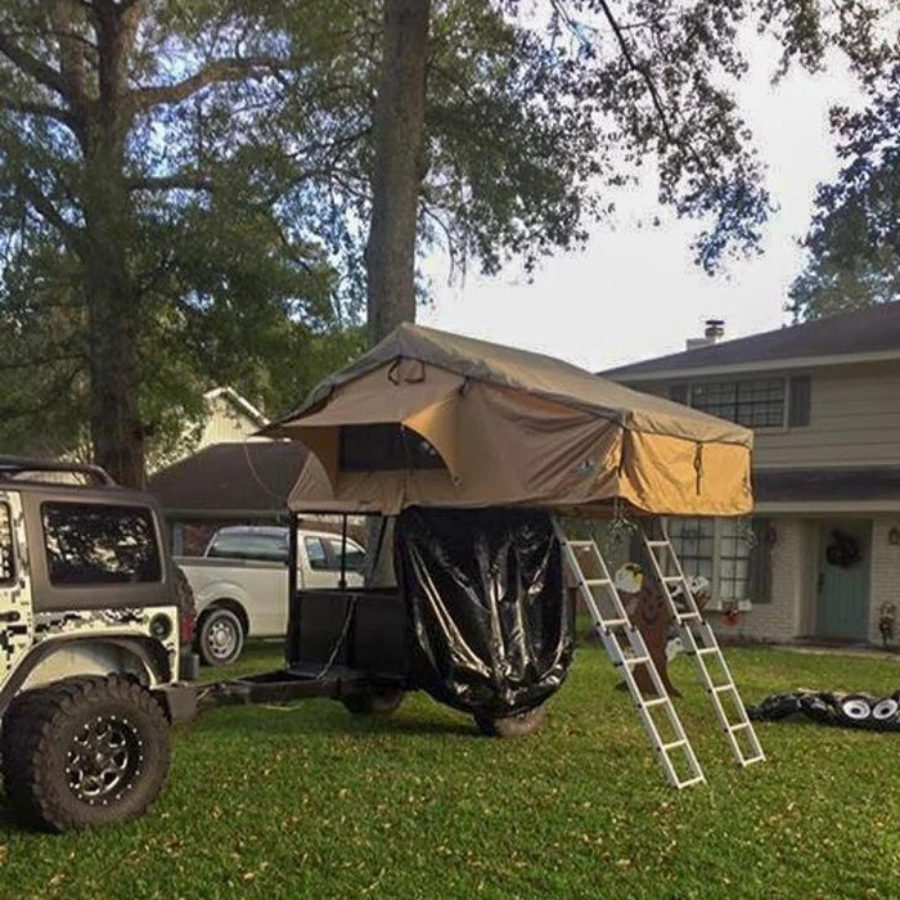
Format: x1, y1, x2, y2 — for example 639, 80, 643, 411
176, 525, 365, 666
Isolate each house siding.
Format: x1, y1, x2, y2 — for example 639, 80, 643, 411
198, 395, 267, 450
754, 361, 900, 468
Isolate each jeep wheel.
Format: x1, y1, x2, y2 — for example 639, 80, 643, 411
198, 607, 245, 666
342, 688, 405, 716
474, 703, 547, 738
2, 676, 170, 832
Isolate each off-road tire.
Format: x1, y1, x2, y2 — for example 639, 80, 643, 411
197, 606, 245, 667
342, 688, 405, 716
2, 676, 170, 832
474, 703, 547, 738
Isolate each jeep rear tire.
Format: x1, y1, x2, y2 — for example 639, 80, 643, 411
2, 676, 170, 832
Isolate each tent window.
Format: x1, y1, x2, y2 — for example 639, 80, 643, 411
339, 424, 446, 472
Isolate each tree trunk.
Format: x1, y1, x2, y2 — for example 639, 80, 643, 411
364, 0, 431, 347
83, 159, 145, 488
363, 0, 431, 585
81, 2, 145, 488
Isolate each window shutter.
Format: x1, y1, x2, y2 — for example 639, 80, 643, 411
669, 384, 689, 405
748, 518, 773, 604
788, 376, 811, 427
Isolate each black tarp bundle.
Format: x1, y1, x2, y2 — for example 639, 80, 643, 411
748, 690, 900, 732
394, 507, 573, 717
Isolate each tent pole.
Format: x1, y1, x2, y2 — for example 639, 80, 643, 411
288, 511, 299, 606
339, 514, 348, 590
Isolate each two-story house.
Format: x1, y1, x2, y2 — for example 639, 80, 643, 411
602, 304, 900, 646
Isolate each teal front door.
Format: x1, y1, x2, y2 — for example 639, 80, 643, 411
816, 520, 871, 641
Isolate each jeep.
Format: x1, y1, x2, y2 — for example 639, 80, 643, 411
0, 457, 196, 831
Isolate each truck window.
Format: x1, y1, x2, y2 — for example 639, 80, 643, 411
324, 537, 365, 572
304, 537, 329, 571
207, 533, 288, 563
0, 502, 14, 584
42, 503, 162, 585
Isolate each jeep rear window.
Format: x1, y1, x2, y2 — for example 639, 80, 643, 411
42, 503, 162, 585
0, 502, 14, 583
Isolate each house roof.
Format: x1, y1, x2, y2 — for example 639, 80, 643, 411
602, 303, 900, 381
754, 467, 900, 508
203, 387, 269, 427
148, 441, 308, 517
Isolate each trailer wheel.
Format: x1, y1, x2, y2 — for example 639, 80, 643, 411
474, 703, 547, 738
197, 606, 245, 667
342, 688, 405, 716
2, 676, 170, 832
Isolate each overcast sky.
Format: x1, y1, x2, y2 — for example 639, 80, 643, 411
420, 37, 862, 373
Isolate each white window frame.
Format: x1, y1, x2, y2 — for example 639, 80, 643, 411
669, 517, 754, 612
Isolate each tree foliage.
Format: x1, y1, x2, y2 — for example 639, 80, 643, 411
0, 0, 896, 478
789, 60, 900, 320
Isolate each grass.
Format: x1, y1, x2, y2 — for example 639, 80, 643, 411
3, 637, 900, 899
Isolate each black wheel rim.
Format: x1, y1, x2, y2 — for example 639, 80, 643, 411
205, 616, 238, 661
66, 715, 142, 804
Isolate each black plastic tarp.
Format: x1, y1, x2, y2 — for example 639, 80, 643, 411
394, 507, 573, 717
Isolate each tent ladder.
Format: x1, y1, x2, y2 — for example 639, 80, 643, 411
553, 520, 705, 790
640, 520, 765, 769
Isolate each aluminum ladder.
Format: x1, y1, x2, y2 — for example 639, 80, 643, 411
640, 520, 766, 769
554, 522, 705, 789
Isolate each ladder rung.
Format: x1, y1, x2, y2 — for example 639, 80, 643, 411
663, 575, 683, 583
696, 647, 718, 657
584, 578, 610, 587
741, 754, 766, 766
677, 775, 705, 788
678, 612, 702, 622
568, 541, 593, 548
661, 739, 688, 752
602, 618, 629, 628
712, 684, 736, 694
642, 697, 669, 709
624, 656, 650, 667
645, 540, 670, 548
729, 722, 750, 732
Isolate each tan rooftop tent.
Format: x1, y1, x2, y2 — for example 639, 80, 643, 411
265, 324, 753, 517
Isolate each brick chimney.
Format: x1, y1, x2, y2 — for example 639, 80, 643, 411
686, 318, 725, 350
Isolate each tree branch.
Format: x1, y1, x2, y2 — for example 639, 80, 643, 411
593, 0, 676, 147
18, 175, 81, 247
0, 31, 69, 98
126, 173, 214, 192
0, 93, 74, 126
132, 56, 302, 110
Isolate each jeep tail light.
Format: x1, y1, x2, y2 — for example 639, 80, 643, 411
179, 608, 194, 645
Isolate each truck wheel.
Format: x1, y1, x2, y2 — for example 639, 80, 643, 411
342, 688, 405, 716
2, 676, 170, 832
198, 607, 245, 666
474, 703, 547, 738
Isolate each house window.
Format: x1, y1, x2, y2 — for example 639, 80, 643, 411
690, 379, 785, 428
669, 517, 752, 605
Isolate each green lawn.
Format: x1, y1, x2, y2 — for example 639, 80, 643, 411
3, 639, 900, 899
